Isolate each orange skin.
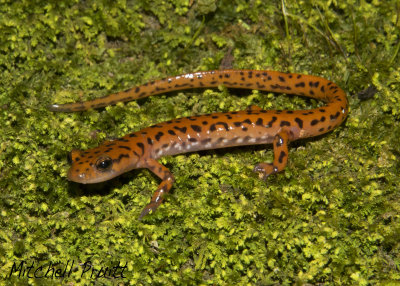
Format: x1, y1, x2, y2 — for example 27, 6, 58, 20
50, 70, 348, 219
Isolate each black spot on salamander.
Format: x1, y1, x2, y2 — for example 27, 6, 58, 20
138, 92, 147, 98
155, 132, 164, 141
225, 114, 232, 119
262, 72, 268, 76
320, 86, 325, 92
280, 121, 291, 127
231, 111, 238, 114
117, 138, 129, 142
267, 116, 277, 127
278, 151, 286, 164
104, 148, 113, 153
242, 127, 248, 131
233, 122, 242, 127
256, 118, 263, 126
141, 131, 148, 135
188, 138, 197, 142
295, 82, 305, 88
174, 126, 187, 133
216, 137, 225, 144
310, 90, 315, 95
201, 138, 212, 144
224, 73, 230, 78
297, 74, 302, 79
319, 128, 325, 132
113, 153, 130, 163
256, 82, 266, 88
320, 116, 326, 122
118, 146, 131, 151
240, 71, 244, 76
162, 143, 169, 148
147, 138, 153, 145
210, 122, 229, 132
94, 150, 100, 154
168, 130, 176, 135
191, 125, 202, 132
294, 118, 303, 129
202, 121, 208, 125
330, 112, 340, 121
217, 122, 230, 131
270, 84, 280, 89
174, 83, 190, 88
136, 142, 145, 155
286, 110, 294, 114
105, 143, 116, 147
319, 108, 326, 112
310, 119, 319, 126
243, 135, 252, 142
243, 119, 252, 125
211, 115, 218, 119
248, 71, 253, 78
278, 76, 285, 82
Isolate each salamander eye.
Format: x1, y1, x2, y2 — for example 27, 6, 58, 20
95, 156, 113, 172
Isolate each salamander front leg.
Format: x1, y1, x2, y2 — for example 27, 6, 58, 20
139, 159, 175, 220
253, 130, 289, 180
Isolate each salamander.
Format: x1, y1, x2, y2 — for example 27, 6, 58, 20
50, 70, 348, 219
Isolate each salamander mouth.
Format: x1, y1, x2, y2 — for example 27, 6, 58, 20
67, 168, 120, 184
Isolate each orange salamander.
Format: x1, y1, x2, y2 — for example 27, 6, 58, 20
50, 70, 348, 218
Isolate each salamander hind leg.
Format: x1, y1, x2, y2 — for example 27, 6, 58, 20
253, 130, 290, 180
139, 159, 175, 220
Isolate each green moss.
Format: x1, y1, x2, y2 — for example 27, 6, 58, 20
1, 0, 400, 284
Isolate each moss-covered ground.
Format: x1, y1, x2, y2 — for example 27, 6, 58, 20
1, 0, 400, 284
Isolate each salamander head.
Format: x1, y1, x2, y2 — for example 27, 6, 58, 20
67, 143, 137, 184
